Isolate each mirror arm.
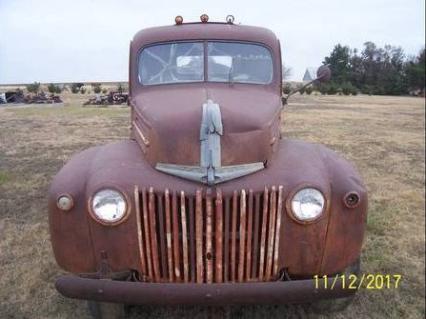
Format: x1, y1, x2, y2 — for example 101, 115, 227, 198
282, 78, 319, 105
282, 64, 331, 105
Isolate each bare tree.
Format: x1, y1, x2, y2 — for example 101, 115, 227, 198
282, 65, 292, 80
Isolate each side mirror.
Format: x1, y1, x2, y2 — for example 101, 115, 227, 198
316, 65, 331, 83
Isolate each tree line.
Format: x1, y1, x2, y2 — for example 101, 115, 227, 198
320, 42, 425, 96
25, 82, 119, 95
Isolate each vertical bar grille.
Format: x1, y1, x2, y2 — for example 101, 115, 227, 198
134, 186, 284, 283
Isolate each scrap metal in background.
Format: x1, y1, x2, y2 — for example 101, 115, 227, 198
0, 90, 62, 104
3, 90, 25, 103
83, 92, 129, 106
24, 92, 62, 104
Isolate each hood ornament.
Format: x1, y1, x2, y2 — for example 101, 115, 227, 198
156, 99, 264, 185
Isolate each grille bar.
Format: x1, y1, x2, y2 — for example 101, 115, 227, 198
171, 191, 180, 280
230, 191, 238, 282
273, 186, 284, 275
157, 194, 167, 278
164, 189, 173, 281
135, 186, 283, 283
252, 193, 261, 278
180, 191, 189, 282
265, 186, 277, 280
134, 186, 147, 275
224, 197, 231, 281
195, 190, 203, 283
141, 189, 153, 278
246, 190, 254, 280
238, 190, 247, 282
215, 189, 223, 283
205, 190, 213, 283
188, 198, 196, 282
147, 188, 161, 281
259, 187, 269, 279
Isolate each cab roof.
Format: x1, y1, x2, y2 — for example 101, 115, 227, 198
132, 22, 279, 49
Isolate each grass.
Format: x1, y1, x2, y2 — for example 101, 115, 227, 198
0, 170, 10, 185
0, 93, 424, 318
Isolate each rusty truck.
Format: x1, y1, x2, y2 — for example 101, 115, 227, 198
49, 14, 367, 318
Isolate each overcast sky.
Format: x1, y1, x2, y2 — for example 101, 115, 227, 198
0, 0, 424, 84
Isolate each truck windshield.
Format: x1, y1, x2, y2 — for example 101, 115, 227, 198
138, 42, 273, 85
139, 42, 204, 85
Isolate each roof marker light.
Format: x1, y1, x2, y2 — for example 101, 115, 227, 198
200, 14, 209, 23
175, 15, 183, 25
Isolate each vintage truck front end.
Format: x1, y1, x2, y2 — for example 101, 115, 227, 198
49, 16, 367, 310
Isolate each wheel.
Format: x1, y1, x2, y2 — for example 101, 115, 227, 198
310, 258, 360, 313
87, 301, 126, 319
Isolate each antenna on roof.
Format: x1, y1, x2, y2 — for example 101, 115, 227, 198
226, 15, 235, 24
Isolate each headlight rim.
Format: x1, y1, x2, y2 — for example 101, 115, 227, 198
88, 186, 130, 226
286, 184, 329, 224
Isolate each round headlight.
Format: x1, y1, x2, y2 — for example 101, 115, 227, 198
91, 189, 127, 224
290, 188, 325, 222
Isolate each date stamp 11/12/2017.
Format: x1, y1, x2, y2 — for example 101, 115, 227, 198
313, 274, 402, 290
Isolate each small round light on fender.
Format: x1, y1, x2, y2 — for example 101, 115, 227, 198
343, 192, 360, 208
200, 14, 209, 23
175, 15, 183, 25
57, 195, 74, 211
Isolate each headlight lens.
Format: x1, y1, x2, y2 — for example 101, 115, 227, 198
291, 188, 325, 221
91, 189, 127, 224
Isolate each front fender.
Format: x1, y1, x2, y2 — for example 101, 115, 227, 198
319, 146, 368, 274
48, 147, 101, 273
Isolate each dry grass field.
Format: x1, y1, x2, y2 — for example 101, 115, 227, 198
0, 93, 424, 318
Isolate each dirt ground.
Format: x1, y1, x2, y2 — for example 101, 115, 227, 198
0, 93, 424, 318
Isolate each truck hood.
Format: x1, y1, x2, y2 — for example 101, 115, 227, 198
132, 84, 281, 173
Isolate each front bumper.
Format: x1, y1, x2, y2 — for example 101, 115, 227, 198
55, 275, 356, 306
